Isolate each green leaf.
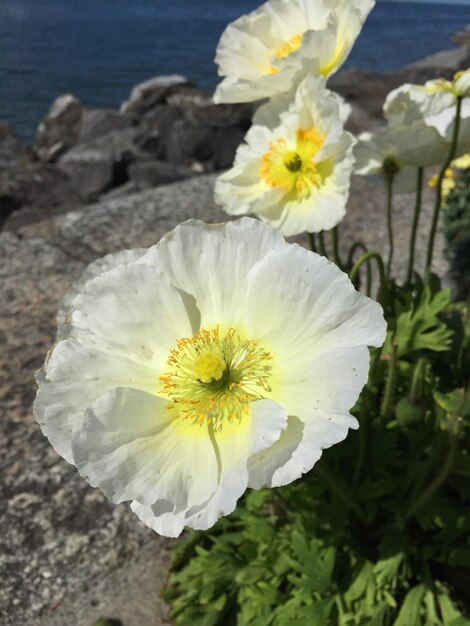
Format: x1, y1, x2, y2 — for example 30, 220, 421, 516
390, 286, 453, 356
393, 584, 426, 626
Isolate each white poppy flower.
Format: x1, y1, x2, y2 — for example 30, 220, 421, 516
213, 0, 375, 103
34, 218, 386, 537
215, 76, 355, 236
354, 122, 462, 192
384, 77, 470, 150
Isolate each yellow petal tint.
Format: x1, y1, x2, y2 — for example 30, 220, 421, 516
268, 33, 303, 74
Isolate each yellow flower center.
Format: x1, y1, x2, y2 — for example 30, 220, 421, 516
260, 128, 325, 198
268, 33, 303, 74
160, 327, 272, 429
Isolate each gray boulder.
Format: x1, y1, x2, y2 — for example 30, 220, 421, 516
0, 123, 34, 169
128, 159, 194, 190
58, 128, 141, 199
78, 108, 134, 144
120, 74, 194, 120
35, 94, 83, 162
0, 163, 82, 230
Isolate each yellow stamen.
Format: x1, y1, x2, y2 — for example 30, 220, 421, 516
160, 327, 272, 430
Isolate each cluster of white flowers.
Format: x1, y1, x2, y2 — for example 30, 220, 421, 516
34, 0, 393, 540
34, 0, 469, 539
355, 70, 470, 191
213, 0, 376, 236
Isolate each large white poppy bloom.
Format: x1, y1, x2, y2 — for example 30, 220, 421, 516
215, 76, 355, 236
384, 76, 470, 150
34, 218, 386, 537
214, 0, 375, 103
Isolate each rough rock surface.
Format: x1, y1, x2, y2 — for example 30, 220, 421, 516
0, 122, 34, 169
0, 163, 82, 230
35, 94, 84, 162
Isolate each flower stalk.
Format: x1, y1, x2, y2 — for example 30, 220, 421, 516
425, 96, 463, 276
380, 341, 398, 419
406, 167, 424, 283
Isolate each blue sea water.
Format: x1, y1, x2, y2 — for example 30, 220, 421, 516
0, 0, 469, 142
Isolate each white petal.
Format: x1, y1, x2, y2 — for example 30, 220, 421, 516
57, 248, 146, 330
34, 338, 159, 463
137, 218, 285, 329
248, 415, 304, 489
244, 244, 386, 373
270, 411, 357, 487
131, 399, 288, 536
71, 387, 219, 508
67, 263, 193, 369
35, 263, 194, 463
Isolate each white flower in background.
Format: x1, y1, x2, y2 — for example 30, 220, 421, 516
214, 0, 375, 103
215, 76, 355, 236
384, 74, 470, 149
454, 69, 470, 98
354, 122, 465, 192
34, 218, 386, 538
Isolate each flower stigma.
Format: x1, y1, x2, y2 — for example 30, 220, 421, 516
160, 327, 273, 430
261, 128, 325, 197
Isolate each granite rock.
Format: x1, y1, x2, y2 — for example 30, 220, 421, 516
120, 75, 194, 119
1, 163, 82, 230
35, 94, 84, 162
0, 122, 34, 169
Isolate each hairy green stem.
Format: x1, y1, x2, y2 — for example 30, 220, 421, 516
307, 232, 317, 253
318, 231, 328, 258
380, 341, 398, 419
410, 357, 426, 404
349, 251, 386, 306
347, 241, 368, 269
407, 167, 424, 284
385, 177, 394, 281
316, 465, 367, 523
403, 430, 458, 522
332, 226, 342, 267
425, 96, 463, 276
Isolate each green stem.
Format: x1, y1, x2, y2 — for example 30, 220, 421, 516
425, 96, 463, 276
347, 242, 368, 270
407, 167, 424, 284
316, 465, 367, 524
380, 341, 398, 419
318, 231, 328, 258
349, 251, 387, 306
332, 226, 342, 268
307, 232, 317, 253
410, 357, 426, 404
386, 177, 394, 281
403, 431, 458, 522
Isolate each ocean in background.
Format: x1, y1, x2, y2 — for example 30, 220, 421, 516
1, 0, 469, 143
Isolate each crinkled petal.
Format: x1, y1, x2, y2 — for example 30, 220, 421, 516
57, 248, 146, 330
66, 263, 194, 369
71, 387, 219, 508
270, 411, 358, 487
244, 244, 386, 373
137, 218, 285, 329
131, 399, 288, 536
